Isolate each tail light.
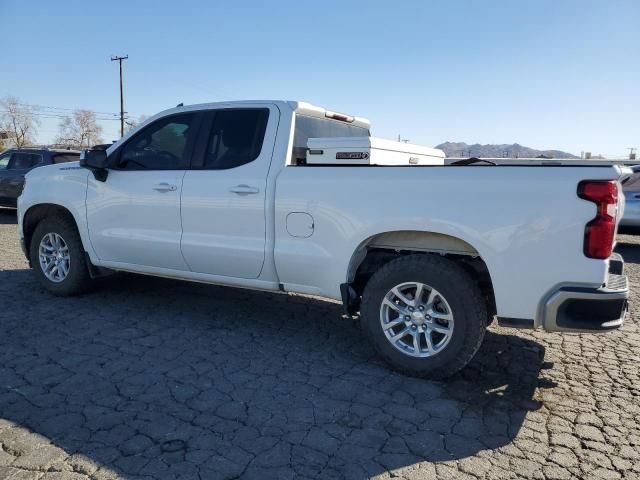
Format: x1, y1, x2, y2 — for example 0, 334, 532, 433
577, 180, 618, 259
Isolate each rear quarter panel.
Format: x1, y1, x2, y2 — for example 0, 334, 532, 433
274, 165, 620, 323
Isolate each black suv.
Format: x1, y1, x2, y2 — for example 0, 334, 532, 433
0, 148, 80, 207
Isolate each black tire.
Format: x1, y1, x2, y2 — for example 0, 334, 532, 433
361, 254, 488, 379
29, 215, 94, 296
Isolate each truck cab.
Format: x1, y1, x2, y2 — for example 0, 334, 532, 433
78, 102, 370, 279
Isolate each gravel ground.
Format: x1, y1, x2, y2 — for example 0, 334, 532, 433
0, 207, 638, 480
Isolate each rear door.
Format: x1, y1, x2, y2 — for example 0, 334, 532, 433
180, 106, 277, 278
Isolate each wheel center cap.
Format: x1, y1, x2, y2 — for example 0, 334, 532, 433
411, 311, 425, 323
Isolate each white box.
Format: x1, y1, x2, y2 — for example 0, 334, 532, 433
306, 136, 445, 166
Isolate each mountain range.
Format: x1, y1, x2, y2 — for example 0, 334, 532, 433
435, 142, 578, 159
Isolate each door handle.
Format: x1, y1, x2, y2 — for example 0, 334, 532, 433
152, 182, 177, 192
230, 184, 260, 195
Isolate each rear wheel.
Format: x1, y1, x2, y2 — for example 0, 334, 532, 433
29, 215, 94, 296
360, 254, 488, 379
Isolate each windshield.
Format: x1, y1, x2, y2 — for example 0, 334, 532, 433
292, 114, 369, 164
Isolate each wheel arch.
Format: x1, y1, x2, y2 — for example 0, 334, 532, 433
22, 203, 82, 255
345, 230, 496, 318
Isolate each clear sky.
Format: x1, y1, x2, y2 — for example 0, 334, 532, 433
1, 0, 638, 156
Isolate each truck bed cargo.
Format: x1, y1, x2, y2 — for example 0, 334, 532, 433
305, 136, 445, 166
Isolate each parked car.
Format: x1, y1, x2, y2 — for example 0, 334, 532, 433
0, 148, 80, 207
619, 164, 640, 228
16, 101, 629, 378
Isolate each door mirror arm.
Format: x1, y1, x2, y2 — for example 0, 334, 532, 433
80, 148, 110, 182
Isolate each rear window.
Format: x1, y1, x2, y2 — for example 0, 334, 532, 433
292, 115, 369, 164
52, 153, 80, 164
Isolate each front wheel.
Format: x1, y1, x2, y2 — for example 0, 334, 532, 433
360, 254, 488, 379
29, 215, 94, 296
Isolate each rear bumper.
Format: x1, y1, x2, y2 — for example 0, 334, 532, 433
542, 253, 628, 333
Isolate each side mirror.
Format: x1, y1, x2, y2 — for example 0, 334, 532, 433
80, 149, 109, 181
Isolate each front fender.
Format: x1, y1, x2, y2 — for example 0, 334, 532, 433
18, 163, 96, 262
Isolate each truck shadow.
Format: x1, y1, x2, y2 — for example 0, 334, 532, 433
0, 208, 17, 224
0, 269, 547, 478
616, 240, 640, 265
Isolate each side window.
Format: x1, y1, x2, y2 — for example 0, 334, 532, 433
118, 113, 195, 170
8, 153, 42, 169
0, 154, 10, 170
204, 109, 268, 169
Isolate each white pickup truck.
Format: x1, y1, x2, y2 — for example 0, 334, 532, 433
17, 100, 629, 378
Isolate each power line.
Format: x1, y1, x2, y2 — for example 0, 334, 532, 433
0, 110, 120, 121
16, 102, 120, 116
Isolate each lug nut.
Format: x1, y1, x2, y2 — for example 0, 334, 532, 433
408, 306, 414, 312
404, 315, 411, 321
418, 305, 424, 311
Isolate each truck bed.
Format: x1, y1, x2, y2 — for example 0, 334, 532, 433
274, 163, 626, 324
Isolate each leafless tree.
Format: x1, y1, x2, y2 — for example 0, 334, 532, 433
124, 114, 148, 134
0, 131, 8, 152
56, 110, 104, 149
0, 95, 40, 148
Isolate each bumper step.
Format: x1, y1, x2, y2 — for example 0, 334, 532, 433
605, 272, 628, 291
609, 252, 624, 276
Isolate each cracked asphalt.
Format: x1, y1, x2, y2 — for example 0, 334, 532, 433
0, 208, 638, 480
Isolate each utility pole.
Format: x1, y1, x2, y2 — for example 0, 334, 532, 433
110, 55, 128, 137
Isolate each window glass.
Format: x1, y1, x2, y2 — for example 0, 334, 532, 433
52, 153, 80, 164
0, 154, 9, 170
9, 153, 42, 169
292, 115, 369, 163
204, 109, 268, 169
119, 114, 195, 170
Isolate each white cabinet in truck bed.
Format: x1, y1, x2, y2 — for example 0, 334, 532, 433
305, 136, 445, 166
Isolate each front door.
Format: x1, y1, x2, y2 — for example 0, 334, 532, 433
86, 112, 201, 270
180, 106, 277, 278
